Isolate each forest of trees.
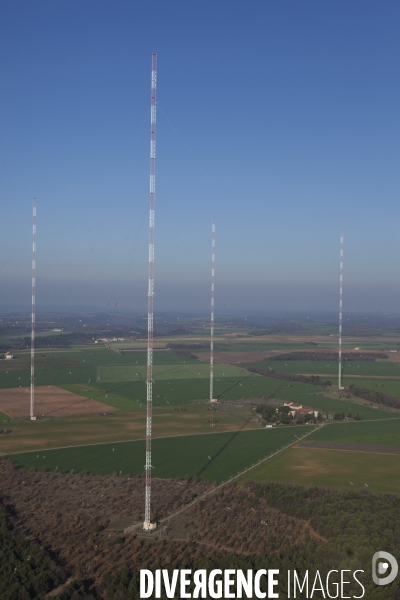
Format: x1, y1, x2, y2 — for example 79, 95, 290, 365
0, 498, 66, 599
95, 482, 400, 599
2, 465, 400, 599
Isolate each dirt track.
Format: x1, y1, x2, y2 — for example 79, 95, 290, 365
0, 386, 118, 418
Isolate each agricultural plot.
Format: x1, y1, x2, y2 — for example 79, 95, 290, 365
54, 374, 400, 419
248, 359, 400, 377
0, 367, 97, 390
286, 393, 397, 420
73, 372, 340, 412
96, 362, 246, 383
240, 446, 400, 495
341, 377, 400, 397
1, 347, 397, 420
59, 383, 142, 411
307, 418, 400, 445
9, 425, 311, 482
0, 386, 118, 418
0, 404, 258, 454
201, 341, 326, 353
0, 348, 198, 372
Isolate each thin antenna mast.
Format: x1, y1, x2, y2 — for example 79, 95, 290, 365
30, 198, 36, 420
144, 53, 157, 531
210, 217, 216, 402
338, 230, 344, 390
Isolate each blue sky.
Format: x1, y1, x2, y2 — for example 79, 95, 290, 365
1, 1, 400, 313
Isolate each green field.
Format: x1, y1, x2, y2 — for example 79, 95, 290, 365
97, 362, 247, 383
1, 336, 399, 475
248, 359, 400, 377
307, 418, 400, 445
289, 393, 397, 420
0, 347, 199, 375
341, 376, 400, 396
239, 446, 400, 494
8, 426, 311, 482
61, 373, 399, 419
0, 404, 259, 454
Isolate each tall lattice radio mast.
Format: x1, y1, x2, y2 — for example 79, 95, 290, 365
143, 54, 157, 531
338, 230, 344, 390
30, 197, 37, 420
210, 218, 217, 403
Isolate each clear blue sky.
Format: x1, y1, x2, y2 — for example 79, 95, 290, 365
1, 1, 400, 314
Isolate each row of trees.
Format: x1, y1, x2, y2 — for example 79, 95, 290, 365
346, 384, 400, 410
333, 410, 361, 420
272, 351, 388, 361
247, 366, 333, 387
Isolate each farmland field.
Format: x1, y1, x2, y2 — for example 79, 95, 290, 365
247, 359, 400, 377
0, 404, 259, 454
240, 446, 400, 494
9, 426, 311, 482
62, 374, 399, 419
341, 376, 400, 396
307, 418, 400, 445
96, 362, 247, 383
2, 319, 400, 469
0, 385, 118, 418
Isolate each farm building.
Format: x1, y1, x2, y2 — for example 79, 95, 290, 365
283, 402, 317, 418
4, 352, 13, 360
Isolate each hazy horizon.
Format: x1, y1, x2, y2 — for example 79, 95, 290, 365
1, 277, 400, 316
1, 2, 400, 315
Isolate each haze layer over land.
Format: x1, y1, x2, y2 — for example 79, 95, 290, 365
1, 1, 400, 312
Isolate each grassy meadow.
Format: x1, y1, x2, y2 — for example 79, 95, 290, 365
248, 358, 400, 377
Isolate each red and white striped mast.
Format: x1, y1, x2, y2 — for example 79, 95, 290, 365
30, 198, 36, 420
338, 230, 344, 390
210, 217, 216, 402
144, 54, 157, 531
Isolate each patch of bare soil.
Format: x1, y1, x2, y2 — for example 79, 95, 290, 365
297, 441, 400, 454
0, 385, 118, 418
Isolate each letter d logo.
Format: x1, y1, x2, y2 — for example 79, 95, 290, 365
372, 551, 398, 586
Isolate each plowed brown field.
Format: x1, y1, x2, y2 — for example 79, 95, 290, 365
0, 386, 117, 418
